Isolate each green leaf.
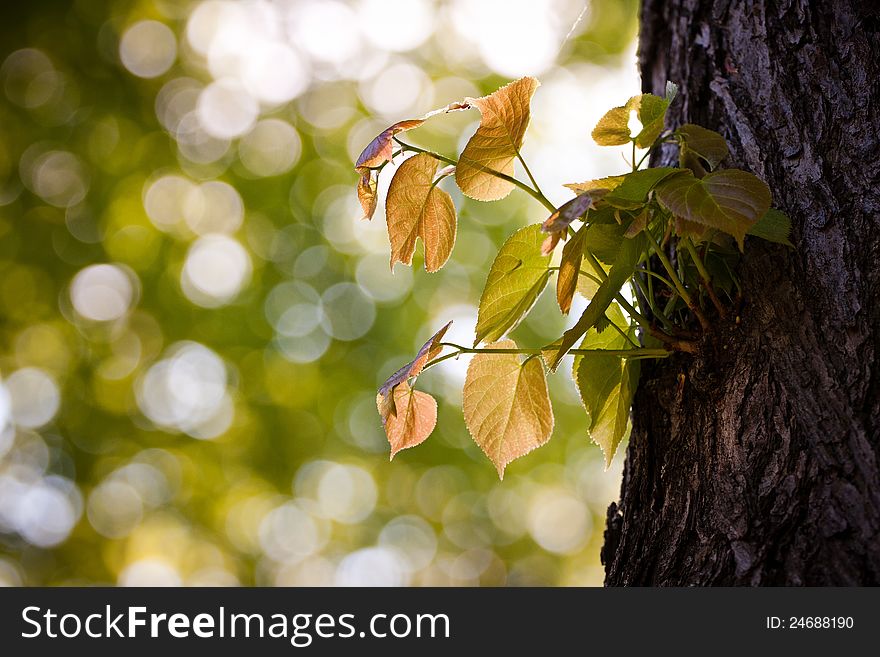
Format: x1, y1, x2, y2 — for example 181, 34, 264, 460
603, 167, 681, 210
572, 303, 640, 467
631, 94, 669, 148
590, 94, 670, 148
676, 124, 729, 171
548, 234, 643, 370
584, 222, 625, 265
747, 208, 794, 247
655, 169, 772, 250
475, 224, 551, 345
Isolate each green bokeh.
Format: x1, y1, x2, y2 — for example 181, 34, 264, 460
0, 0, 638, 586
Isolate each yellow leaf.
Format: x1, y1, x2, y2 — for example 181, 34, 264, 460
563, 175, 625, 195
386, 153, 457, 272
463, 339, 554, 478
455, 77, 539, 201
377, 382, 437, 459
356, 169, 378, 220
591, 106, 631, 146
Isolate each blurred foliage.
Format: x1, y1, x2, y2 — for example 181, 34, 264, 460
0, 0, 638, 586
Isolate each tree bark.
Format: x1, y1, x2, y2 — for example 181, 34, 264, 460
603, 0, 880, 585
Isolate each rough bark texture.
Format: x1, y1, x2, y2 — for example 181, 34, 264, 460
603, 0, 880, 585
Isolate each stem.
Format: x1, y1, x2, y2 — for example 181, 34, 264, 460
636, 266, 677, 290
437, 342, 670, 359
580, 253, 653, 330
644, 230, 710, 330
682, 238, 727, 318
515, 147, 547, 203
631, 274, 676, 333
609, 320, 640, 348
395, 139, 557, 214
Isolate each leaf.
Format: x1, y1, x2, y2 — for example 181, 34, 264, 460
541, 193, 592, 234
591, 106, 631, 146
655, 169, 772, 250
631, 94, 669, 148
475, 224, 551, 345
572, 304, 640, 467
548, 234, 642, 370
576, 258, 608, 300
455, 77, 539, 201
624, 207, 651, 238
377, 382, 438, 459
386, 153, 457, 272
377, 320, 452, 418
356, 169, 378, 220
541, 230, 564, 256
591, 94, 669, 148
584, 222, 625, 265
557, 223, 586, 314
563, 175, 625, 195
676, 124, 728, 171
355, 102, 470, 171
602, 167, 680, 210
747, 208, 794, 247
462, 339, 553, 478
355, 119, 426, 171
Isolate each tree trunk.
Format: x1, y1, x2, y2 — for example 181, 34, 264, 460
603, 0, 880, 585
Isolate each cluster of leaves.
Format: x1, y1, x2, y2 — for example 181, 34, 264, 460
356, 78, 792, 478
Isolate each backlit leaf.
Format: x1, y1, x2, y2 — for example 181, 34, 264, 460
602, 167, 680, 210
548, 233, 642, 370
676, 124, 728, 171
541, 193, 592, 234
655, 169, 771, 250
355, 102, 470, 171
355, 119, 426, 171
386, 153, 457, 272
563, 175, 625, 195
572, 303, 640, 467
747, 208, 794, 247
631, 93, 669, 148
463, 339, 553, 478
377, 320, 452, 413
591, 94, 669, 148
557, 223, 586, 314
357, 169, 378, 220
591, 106, 631, 146
455, 77, 539, 201
475, 224, 551, 345
377, 382, 438, 459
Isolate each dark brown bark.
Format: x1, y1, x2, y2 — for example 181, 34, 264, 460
603, 0, 880, 585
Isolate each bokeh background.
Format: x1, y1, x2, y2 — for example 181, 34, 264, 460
0, 0, 639, 586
